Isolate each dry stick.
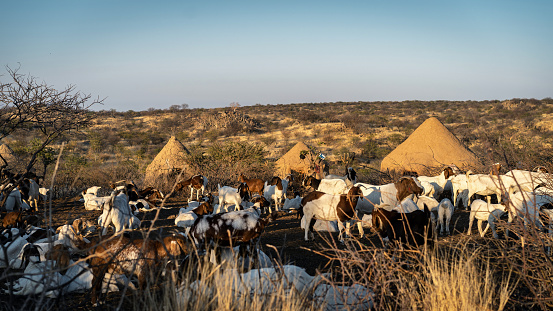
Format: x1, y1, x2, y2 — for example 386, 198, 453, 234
114, 163, 188, 311
30, 142, 64, 311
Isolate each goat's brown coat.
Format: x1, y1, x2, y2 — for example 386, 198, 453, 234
395, 177, 423, 202
239, 174, 265, 196
88, 234, 189, 304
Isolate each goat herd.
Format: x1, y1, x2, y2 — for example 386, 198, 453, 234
1, 164, 553, 309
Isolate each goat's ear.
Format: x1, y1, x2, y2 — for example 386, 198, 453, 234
73, 218, 83, 234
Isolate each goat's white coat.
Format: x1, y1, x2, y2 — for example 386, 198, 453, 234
98, 190, 140, 235
263, 181, 284, 212
436, 198, 455, 235
312, 283, 374, 311
175, 210, 198, 228
208, 246, 273, 269
417, 169, 453, 199
300, 217, 339, 232
81, 193, 110, 211
317, 178, 350, 195
217, 184, 245, 213
282, 195, 302, 210
468, 199, 506, 238
0, 236, 28, 268
2, 188, 23, 211
189, 265, 328, 297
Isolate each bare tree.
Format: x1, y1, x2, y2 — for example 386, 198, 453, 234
0, 66, 104, 174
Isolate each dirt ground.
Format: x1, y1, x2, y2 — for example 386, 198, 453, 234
0, 194, 475, 310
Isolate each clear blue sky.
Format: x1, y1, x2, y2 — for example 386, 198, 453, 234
2, 0, 552, 111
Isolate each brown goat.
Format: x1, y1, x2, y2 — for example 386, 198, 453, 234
239, 173, 265, 197
175, 175, 208, 201
1, 210, 23, 229
45, 244, 71, 274
192, 201, 214, 216
139, 186, 164, 206
372, 205, 432, 247
88, 234, 189, 305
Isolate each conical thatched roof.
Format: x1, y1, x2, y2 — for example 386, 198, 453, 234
276, 142, 325, 177
0, 143, 16, 166
145, 136, 190, 182
381, 117, 481, 175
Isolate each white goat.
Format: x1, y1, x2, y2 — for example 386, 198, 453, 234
325, 167, 357, 185
436, 198, 455, 235
505, 169, 549, 191
189, 265, 328, 297
416, 167, 455, 199
0, 236, 28, 268
24, 178, 40, 211
98, 188, 140, 236
1, 186, 23, 211
312, 283, 374, 311
263, 181, 284, 212
217, 183, 249, 213
282, 195, 302, 211
468, 199, 506, 238
38, 187, 51, 201
502, 190, 547, 238
465, 171, 518, 206
451, 174, 469, 208
81, 192, 110, 211
317, 178, 351, 195
85, 186, 102, 195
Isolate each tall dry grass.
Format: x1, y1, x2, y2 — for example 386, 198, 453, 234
132, 249, 317, 311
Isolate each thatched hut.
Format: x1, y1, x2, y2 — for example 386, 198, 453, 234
0, 144, 17, 167
144, 136, 191, 185
275, 142, 328, 179
381, 117, 481, 175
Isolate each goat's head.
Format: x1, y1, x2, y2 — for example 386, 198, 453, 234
239, 173, 247, 183
346, 167, 357, 182
72, 218, 96, 236
395, 177, 424, 201
162, 235, 190, 258
443, 167, 455, 179
346, 186, 364, 206
490, 163, 502, 176
402, 170, 419, 177
237, 182, 250, 201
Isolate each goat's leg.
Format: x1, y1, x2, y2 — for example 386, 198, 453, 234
357, 221, 364, 238
336, 221, 345, 242
442, 214, 451, 235
505, 211, 514, 239
303, 215, 312, 241
481, 221, 490, 237
344, 221, 352, 240
467, 213, 475, 235
453, 188, 458, 208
